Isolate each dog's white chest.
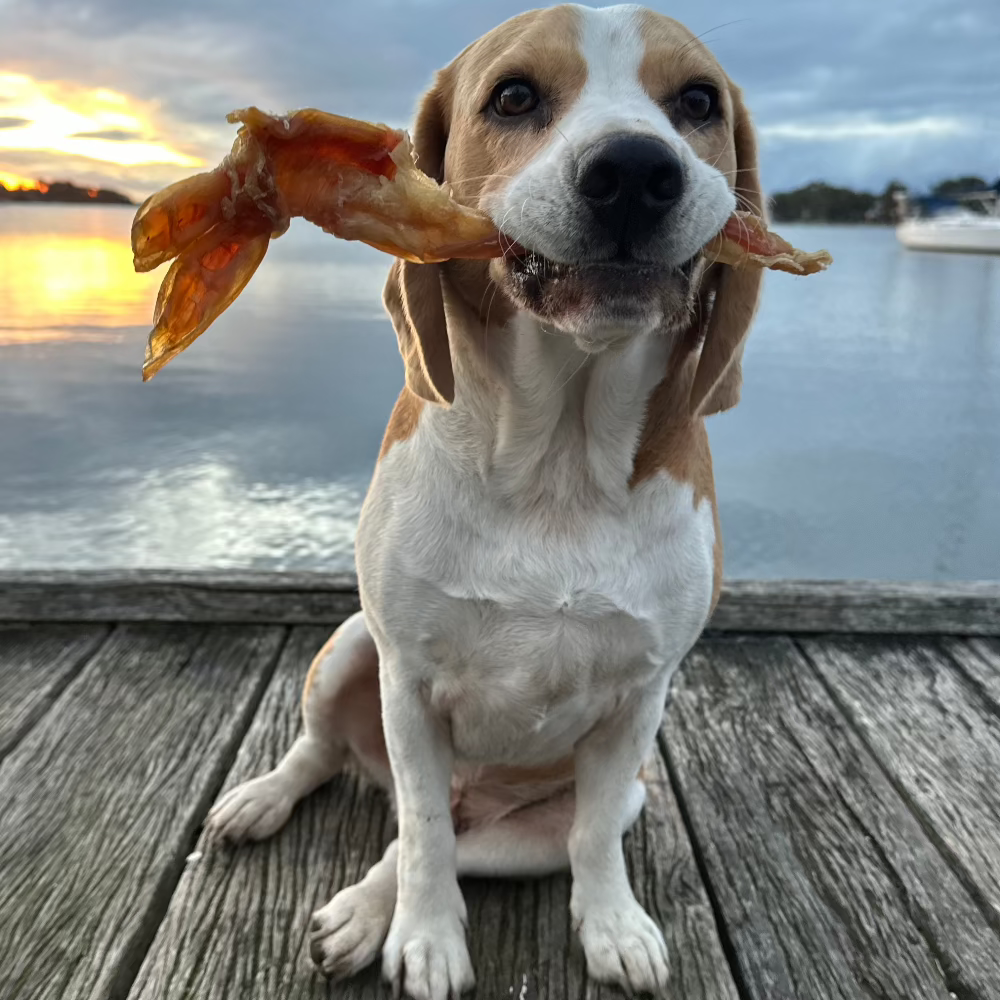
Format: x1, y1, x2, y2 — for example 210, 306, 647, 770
358, 433, 715, 767
420, 520, 691, 763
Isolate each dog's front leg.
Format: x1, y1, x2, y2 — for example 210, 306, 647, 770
570, 674, 672, 997
379, 663, 474, 1000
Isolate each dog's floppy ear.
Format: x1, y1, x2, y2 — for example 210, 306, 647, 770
381, 73, 454, 405
689, 82, 765, 417
383, 257, 453, 405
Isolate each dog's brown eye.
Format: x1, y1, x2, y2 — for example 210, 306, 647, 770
679, 85, 718, 122
492, 80, 539, 117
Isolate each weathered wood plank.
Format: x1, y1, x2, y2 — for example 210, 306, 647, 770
131, 627, 740, 1000
0, 623, 286, 1000
710, 579, 1000, 635
941, 636, 1000, 708
663, 636, 1000, 1000
0, 623, 109, 760
623, 749, 742, 1000
2, 571, 998, 634
129, 625, 392, 1000
0, 570, 360, 625
801, 635, 1000, 932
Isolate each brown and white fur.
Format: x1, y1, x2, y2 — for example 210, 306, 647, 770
206, 5, 764, 998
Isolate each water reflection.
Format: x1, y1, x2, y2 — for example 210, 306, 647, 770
0, 204, 400, 572
709, 224, 1000, 581
0, 459, 365, 570
0, 206, 160, 335
0, 210, 998, 580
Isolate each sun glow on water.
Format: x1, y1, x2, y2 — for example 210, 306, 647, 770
0, 209, 160, 338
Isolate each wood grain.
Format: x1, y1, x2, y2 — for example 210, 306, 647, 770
2, 571, 997, 634
0, 622, 109, 761
801, 635, 1000, 933
130, 627, 740, 1000
622, 748, 741, 1000
0, 623, 285, 1000
710, 578, 1000, 635
941, 635, 1000, 708
663, 635, 1000, 1000
128, 625, 393, 1000
0, 570, 360, 625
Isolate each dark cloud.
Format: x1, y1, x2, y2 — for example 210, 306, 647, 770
69, 129, 143, 141
2, 0, 998, 193
0, 117, 31, 128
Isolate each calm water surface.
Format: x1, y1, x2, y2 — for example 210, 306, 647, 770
1, 205, 998, 580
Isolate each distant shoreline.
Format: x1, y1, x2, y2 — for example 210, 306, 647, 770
0, 199, 135, 207
0, 180, 134, 205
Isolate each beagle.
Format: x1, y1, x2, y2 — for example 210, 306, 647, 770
206, 4, 763, 998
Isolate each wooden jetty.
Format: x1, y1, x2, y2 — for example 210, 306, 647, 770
1, 570, 999, 1000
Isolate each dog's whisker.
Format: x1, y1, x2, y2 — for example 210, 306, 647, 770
552, 123, 578, 167
686, 119, 715, 141
484, 281, 501, 343
518, 196, 531, 231
478, 273, 497, 319
543, 350, 578, 397
552, 350, 592, 397
446, 171, 516, 191
676, 18, 749, 58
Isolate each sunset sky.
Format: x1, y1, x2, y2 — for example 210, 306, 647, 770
1, 0, 997, 200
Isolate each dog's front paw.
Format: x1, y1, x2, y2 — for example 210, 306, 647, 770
310, 879, 394, 981
205, 774, 295, 843
382, 906, 475, 1000
574, 896, 670, 997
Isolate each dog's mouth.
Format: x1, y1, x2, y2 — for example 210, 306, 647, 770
501, 243, 697, 285
492, 240, 700, 337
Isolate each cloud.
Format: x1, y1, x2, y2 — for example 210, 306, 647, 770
0, 0, 997, 195
0, 72, 203, 187
759, 116, 973, 142
0, 117, 31, 128
69, 128, 143, 141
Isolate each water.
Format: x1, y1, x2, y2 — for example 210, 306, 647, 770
1, 204, 998, 580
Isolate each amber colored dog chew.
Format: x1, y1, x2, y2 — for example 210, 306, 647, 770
131, 107, 508, 380
131, 107, 832, 381
704, 212, 834, 274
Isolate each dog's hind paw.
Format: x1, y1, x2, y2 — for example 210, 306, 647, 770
310, 879, 394, 981
205, 774, 296, 843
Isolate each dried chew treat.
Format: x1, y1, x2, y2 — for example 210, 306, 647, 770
703, 210, 833, 274
131, 107, 507, 380
132, 109, 831, 380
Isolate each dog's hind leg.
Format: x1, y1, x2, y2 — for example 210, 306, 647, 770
206, 611, 388, 843
309, 780, 647, 982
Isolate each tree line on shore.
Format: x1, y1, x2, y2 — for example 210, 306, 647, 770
769, 176, 998, 224
3, 174, 996, 223
0, 180, 133, 204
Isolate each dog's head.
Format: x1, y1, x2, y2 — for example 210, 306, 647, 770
385, 3, 763, 416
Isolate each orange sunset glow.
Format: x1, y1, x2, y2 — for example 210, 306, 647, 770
0, 72, 223, 348
0, 72, 203, 170
0, 170, 48, 191
0, 73, 213, 344
0, 211, 161, 342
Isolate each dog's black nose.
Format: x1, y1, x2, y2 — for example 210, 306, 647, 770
577, 135, 685, 248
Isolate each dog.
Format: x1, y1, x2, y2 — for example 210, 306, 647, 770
206, 4, 763, 998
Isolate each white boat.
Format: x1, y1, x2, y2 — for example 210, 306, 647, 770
897, 193, 1000, 254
